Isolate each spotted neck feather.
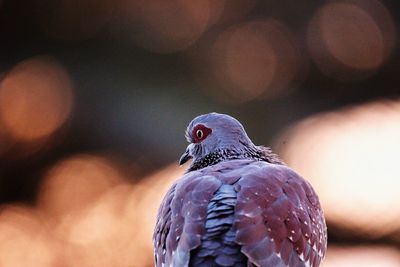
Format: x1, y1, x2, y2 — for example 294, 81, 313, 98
187, 146, 283, 172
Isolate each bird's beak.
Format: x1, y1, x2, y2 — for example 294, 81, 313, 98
179, 147, 192, 165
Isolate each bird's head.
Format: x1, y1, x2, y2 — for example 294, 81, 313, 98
179, 113, 256, 166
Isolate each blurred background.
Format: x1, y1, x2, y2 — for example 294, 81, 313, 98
0, 0, 399, 266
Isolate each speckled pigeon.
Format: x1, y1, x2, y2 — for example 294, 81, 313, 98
153, 113, 327, 267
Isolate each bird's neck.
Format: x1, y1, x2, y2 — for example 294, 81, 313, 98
187, 146, 283, 172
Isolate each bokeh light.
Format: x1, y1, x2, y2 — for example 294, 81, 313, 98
37, 0, 115, 41
212, 21, 277, 102
39, 154, 123, 221
202, 19, 303, 104
123, 164, 184, 265
123, 0, 212, 53
56, 184, 135, 267
37, 153, 183, 266
0, 205, 59, 267
39, 154, 135, 266
321, 4, 383, 69
275, 99, 400, 239
307, 0, 396, 81
324, 246, 400, 267
0, 55, 73, 143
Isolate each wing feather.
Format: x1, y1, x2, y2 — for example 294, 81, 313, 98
153, 172, 222, 267
233, 162, 327, 267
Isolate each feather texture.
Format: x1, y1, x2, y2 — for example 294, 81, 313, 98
153, 160, 327, 267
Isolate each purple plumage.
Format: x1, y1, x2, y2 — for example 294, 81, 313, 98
153, 113, 327, 267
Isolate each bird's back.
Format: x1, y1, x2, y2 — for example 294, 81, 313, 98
189, 183, 248, 267
153, 159, 327, 267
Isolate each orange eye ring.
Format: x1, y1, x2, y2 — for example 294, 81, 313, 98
192, 124, 212, 143
196, 129, 203, 139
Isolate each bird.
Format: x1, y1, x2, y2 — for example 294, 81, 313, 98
153, 113, 327, 267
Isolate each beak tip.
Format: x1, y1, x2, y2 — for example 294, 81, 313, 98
179, 157, 188, 166
179, 150, 192, 165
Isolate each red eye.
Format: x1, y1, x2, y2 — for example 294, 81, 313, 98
192, 124, 212, 143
